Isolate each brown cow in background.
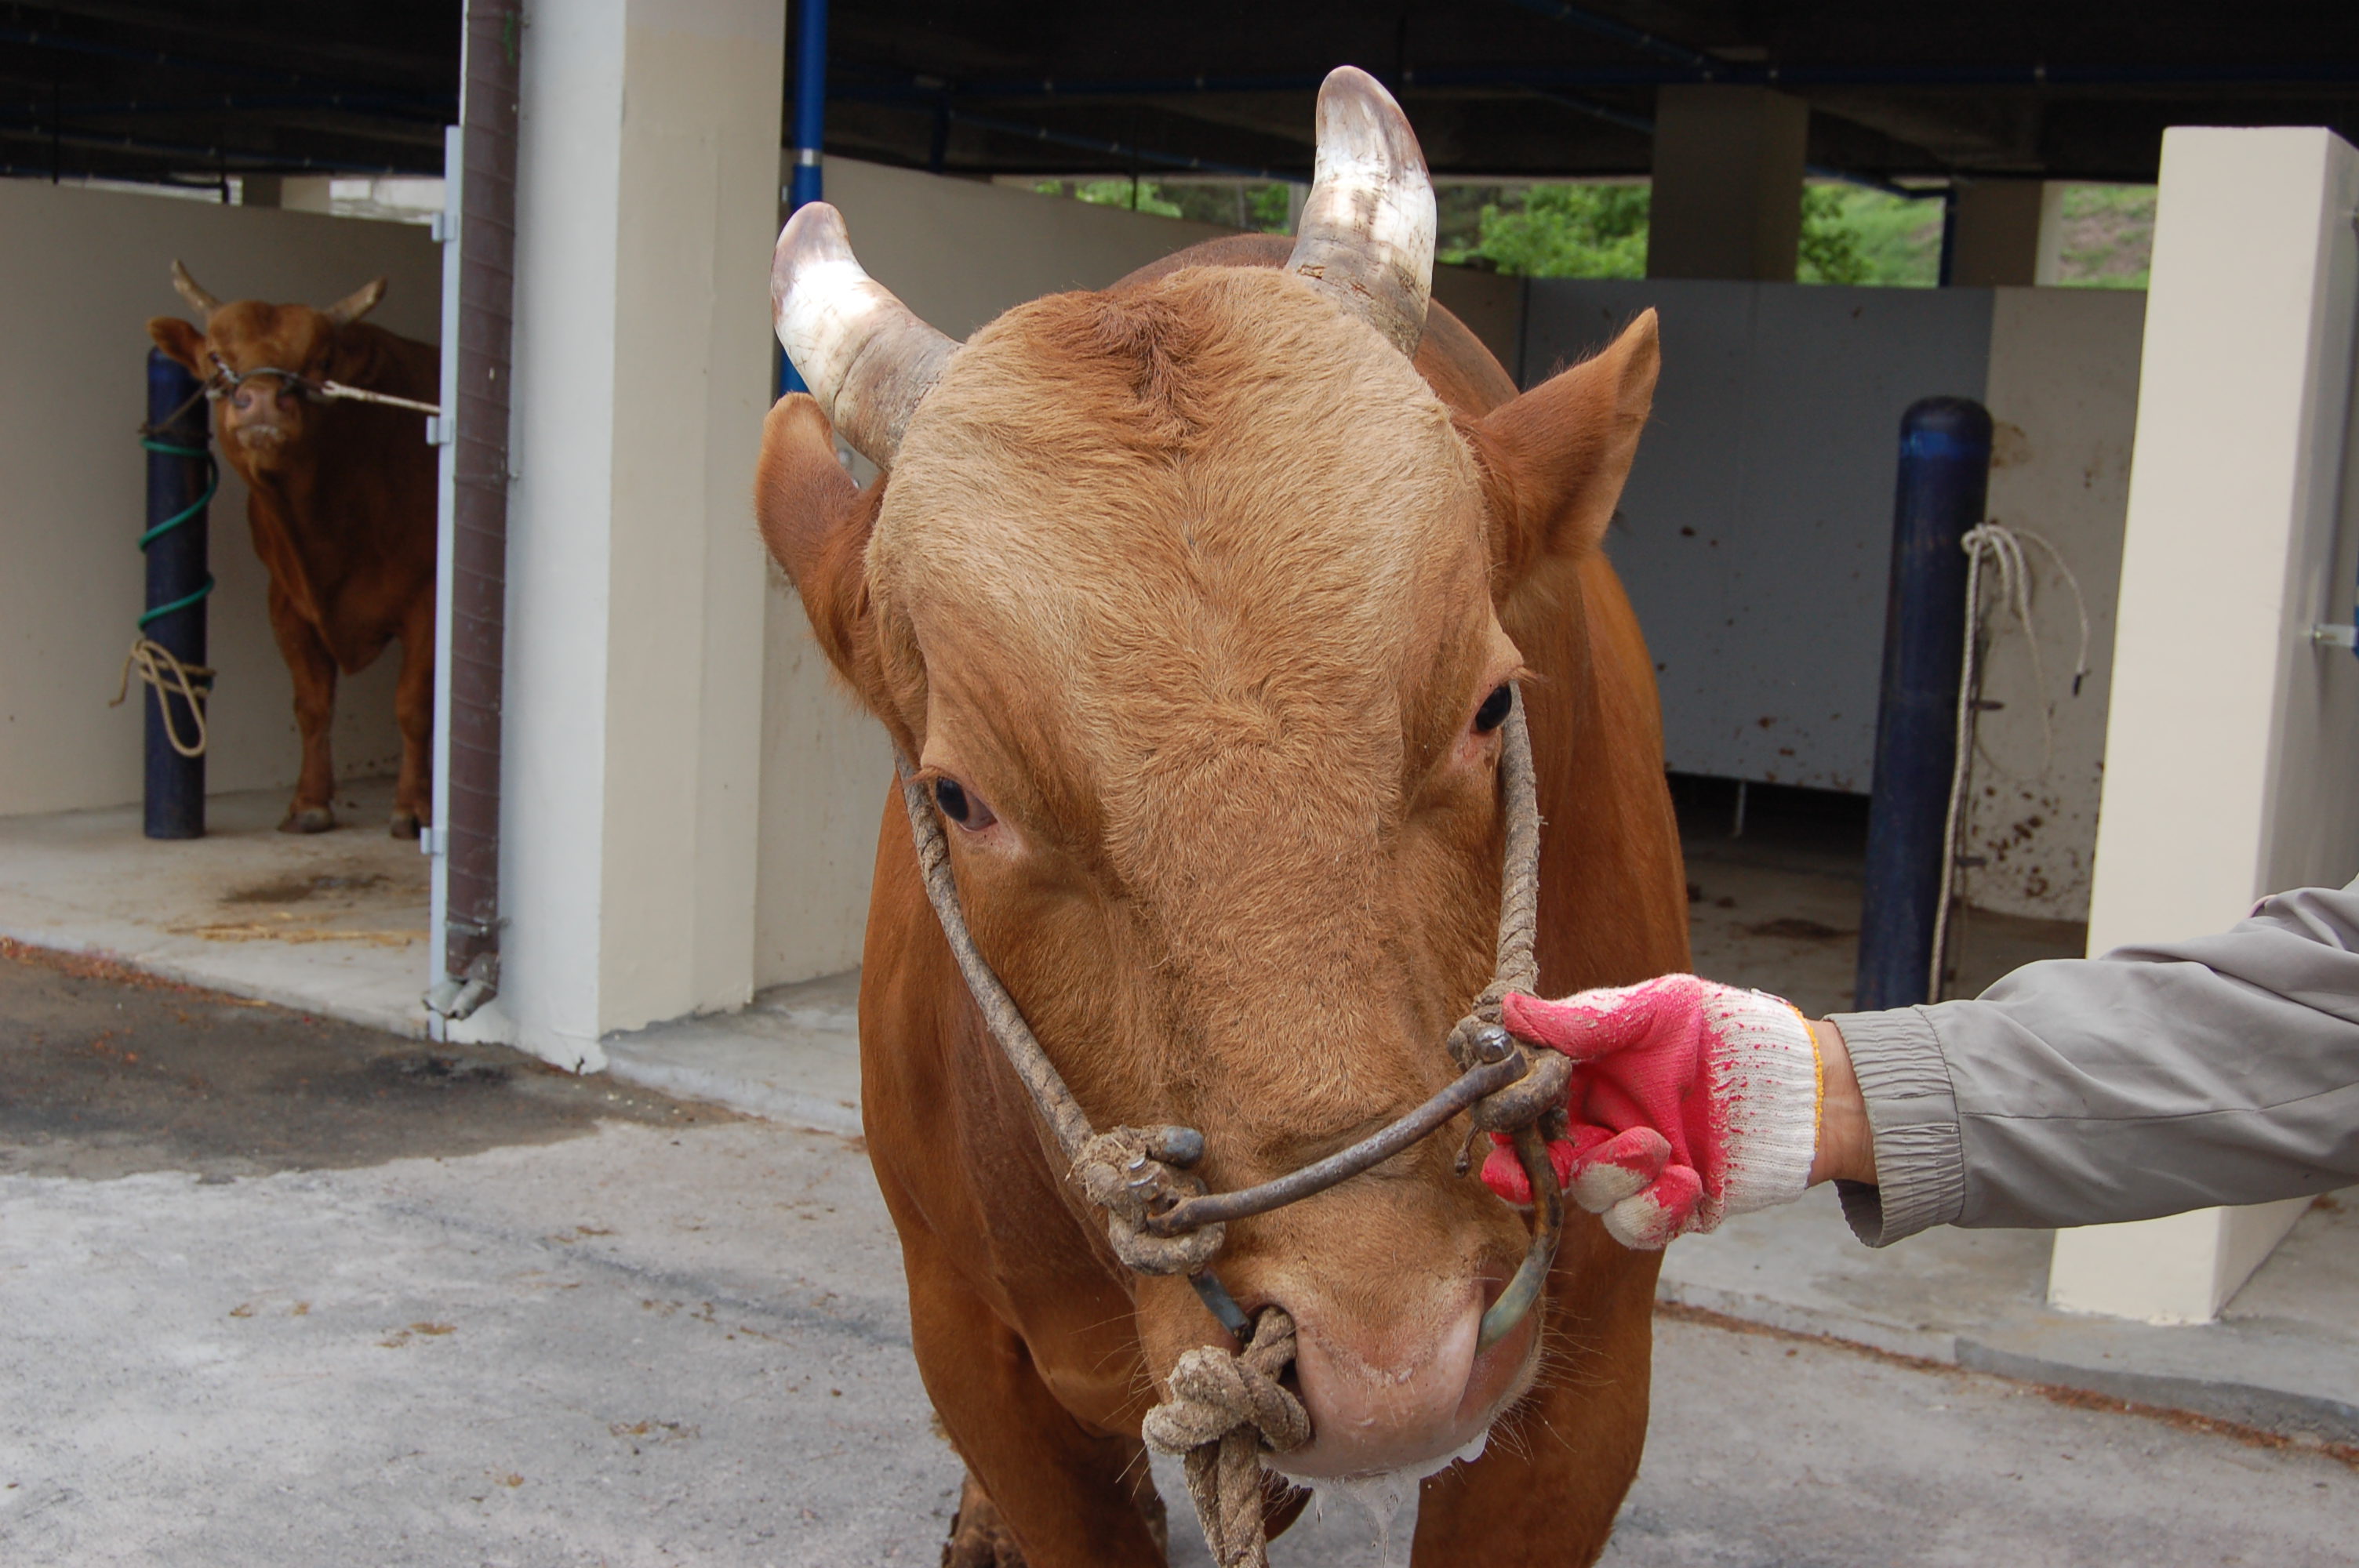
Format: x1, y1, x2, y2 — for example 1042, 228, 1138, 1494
148, 263, 438, 837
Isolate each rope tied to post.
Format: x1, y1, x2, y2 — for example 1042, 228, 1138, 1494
110, 638, 215, 758
121, 434, 220, 756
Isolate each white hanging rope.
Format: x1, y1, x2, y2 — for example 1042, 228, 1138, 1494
1929, 522, 2092, 1001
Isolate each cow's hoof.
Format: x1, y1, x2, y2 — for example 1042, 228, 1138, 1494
389, 812, 422, 840
278, 807, 336, 835
941, 1472, 1027, 1568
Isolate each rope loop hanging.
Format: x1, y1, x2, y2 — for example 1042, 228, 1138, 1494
111, 637, 215, 758
1932, 521, 2092, 999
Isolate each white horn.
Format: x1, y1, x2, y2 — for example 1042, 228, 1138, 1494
170, 259, 223, 320
1285, 67, 1436, 358
772, 202, 957, 468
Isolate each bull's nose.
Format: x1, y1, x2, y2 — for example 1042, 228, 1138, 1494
1276, 1278, 1533, 1480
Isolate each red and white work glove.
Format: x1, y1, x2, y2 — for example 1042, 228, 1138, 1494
1480, 975, 1823, 1249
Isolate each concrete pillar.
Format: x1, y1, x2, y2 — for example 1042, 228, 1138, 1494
1646, 85, 1808, 281
1949, 180, 2047, 286
2034, 183, 2070, 285
2050, 126, 2359, 1323
463, 0, 785, 1069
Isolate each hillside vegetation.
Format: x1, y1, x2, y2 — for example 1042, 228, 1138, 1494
1030, 176, 2156, 290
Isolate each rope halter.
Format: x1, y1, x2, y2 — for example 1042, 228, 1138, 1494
896, 688, 1567, 1568
205, 354, 444, 417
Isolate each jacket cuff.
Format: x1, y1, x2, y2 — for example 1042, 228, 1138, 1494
1823, 1006, 1967, 1246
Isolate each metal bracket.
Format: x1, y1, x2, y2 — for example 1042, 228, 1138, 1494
431, 209, 456, 244
424, 413, 454, 447
417, 825, 444, 856
2310, 622, 2357, 650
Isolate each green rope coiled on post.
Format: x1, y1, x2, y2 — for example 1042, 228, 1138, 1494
137, 436, 217, 627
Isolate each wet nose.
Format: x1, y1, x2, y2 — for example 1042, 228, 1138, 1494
1276, 1276, 1532, 1480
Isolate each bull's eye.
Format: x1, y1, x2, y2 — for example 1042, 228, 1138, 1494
934, 777, 996, 830
1474, 683, 1514, 734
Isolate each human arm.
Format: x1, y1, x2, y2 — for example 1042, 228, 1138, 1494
1824, 880, 2359, 1244
1494, 881, 2359, 1247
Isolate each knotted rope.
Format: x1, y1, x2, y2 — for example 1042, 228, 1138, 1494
110, 637, 216, 758
1140, 1310, 1310, 1568
893, 694, 1558, 1564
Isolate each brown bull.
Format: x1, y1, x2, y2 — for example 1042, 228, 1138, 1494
149, 263, 438, 837
757, 70, 1686, 1566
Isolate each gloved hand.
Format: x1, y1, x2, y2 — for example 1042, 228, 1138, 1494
1479, 975, 1822, 1248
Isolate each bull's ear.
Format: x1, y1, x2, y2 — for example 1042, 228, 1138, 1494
758, 392, 888, 709
1467, 309, 1659, 585
147, 316, 208, 378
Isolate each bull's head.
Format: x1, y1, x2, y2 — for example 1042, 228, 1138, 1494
758, 67, 1658, 1482
147, 263, 388, 470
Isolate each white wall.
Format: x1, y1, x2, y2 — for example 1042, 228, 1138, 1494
472, 0, 784, 1069
1957, 287, 2146, 921
0, 182, 439, 818
2051, 125, 2359, 1323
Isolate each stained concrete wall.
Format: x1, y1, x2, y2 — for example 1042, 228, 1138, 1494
0, 181, 439, 818
752, 158, 1525, 987
1957, 287, 2146, 921
1522, 277, 2144, 923
1525, 278, 1997, 797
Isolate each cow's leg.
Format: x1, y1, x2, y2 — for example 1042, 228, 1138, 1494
1405, 1232, 1661, 1567
945, 1463, 1167, 1568
268, 584, 338, 833
389, 597, 434, 839
896, 1222, 1165, 1566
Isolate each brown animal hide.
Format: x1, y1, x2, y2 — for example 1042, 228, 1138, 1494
758, 161, 1684, 1568
149, 267, 438, 837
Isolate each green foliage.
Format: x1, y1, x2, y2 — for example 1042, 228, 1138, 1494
1441, 183, 1650, 278
1070, 178, 1183, 220
1023, 172, 2158, 294
1245, 183, 1293, 233
1798, 183, 1943, 286
1030, 177, 1298, 232
1797, 185, 1870, 285
2049, 185, 2154, 289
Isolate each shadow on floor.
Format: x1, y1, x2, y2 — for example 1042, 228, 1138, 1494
1670, 771, 2085, 1017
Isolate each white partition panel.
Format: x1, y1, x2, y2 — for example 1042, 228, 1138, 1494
2050, 125, 2359, 1323
476, 0, 786, 1068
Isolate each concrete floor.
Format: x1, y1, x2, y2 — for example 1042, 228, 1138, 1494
4, 943, 2355, 1566
0, 778, 431, 1037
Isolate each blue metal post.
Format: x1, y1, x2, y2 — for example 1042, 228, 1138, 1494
140, 349, 213, 840
780, 0, 828, 396
1857, 397, 1991, 1010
